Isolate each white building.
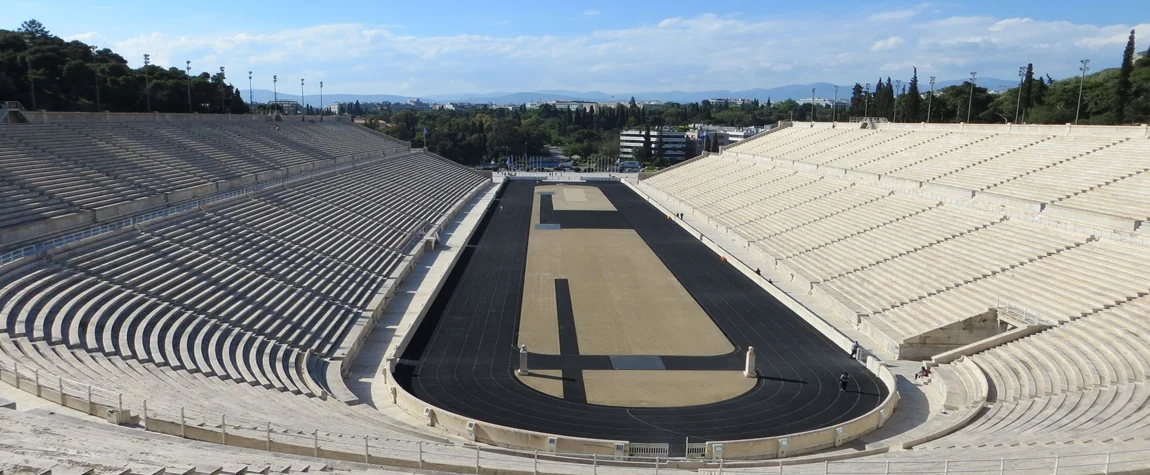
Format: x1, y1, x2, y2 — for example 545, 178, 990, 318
406, 99, 431, 110
268, 100, 300, 114
619, 128, 687, 161
707, 98, 755, 107
796, 97, 849, 108
438, 102, 490, 110
551, 100, 596, 110
690, 125, 767, 146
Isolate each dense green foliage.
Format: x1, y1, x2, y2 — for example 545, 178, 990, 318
371, 99, 811, 165
843, 31, 1149, 126
2, 20, 248, 113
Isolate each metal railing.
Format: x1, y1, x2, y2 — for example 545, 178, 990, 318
996, 298, 1056, 326
3, 352, 1148, 474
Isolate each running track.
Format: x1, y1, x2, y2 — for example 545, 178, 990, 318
394, 180, 887, 454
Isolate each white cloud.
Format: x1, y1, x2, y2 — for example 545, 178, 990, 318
64, 31, 113, 48
74, 13, 1147, 96
868, 9, 917, 22
868, 3, 939, 22
582, 9, 601, 16
871, 36, 905, 51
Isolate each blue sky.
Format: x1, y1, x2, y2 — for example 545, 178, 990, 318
7, 0, 1148, 96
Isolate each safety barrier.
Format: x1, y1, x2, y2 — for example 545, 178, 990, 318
10, 110, 352, 124
2, 349, 1148, 474
628, 443, 670, 458
874, 121, 1150, 138
685, 443, 707, 459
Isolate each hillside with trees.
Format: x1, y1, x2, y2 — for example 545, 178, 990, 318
846, 31, 1148, 126
1, 20, 248, 113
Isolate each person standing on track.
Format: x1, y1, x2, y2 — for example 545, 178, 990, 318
839, 372, 850, 392
850, 341, 860, 360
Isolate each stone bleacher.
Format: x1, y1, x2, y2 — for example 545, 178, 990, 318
0, 115, 488, 452
0, 121, 411, 249
650, 123, 1150, 358
645, 121, 1150, 461
921, 293, 1150, 448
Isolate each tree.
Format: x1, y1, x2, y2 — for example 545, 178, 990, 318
1, 19, 249, 114
848, 83, 865, 118
880, 78, 895, 120
18, 19, 50, 40
653, 130, 666, 166
641, 126, 653, 163
1115, 29, 1136, 124
905, 69, 922, 123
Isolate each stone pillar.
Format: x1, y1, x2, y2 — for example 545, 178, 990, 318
517, 345, 529, 375
744, 346, 756, 378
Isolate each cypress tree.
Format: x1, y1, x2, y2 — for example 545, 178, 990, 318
872, 79, 886, 119
1020, 64, 1034, 109
849, 83, 865, 117
906, 69, 922, 123
642, 125, 652, 161
1115, 29, 1136, 124
884, 77, 895, 120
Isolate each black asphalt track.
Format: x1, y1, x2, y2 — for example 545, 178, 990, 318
395, 180, 886, 455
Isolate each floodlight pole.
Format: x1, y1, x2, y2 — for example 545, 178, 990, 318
320, 81, 324, 121
301, 78, 305, 121
893, 80, 902, 122
273, 75, 278, 113
966, 72, 977, 123
926, 76, 935, 123
832, 85, 838, 124
1015, 66, 1025, 123
219, 66, 226, 113
94, 67, 102, 111
248, 71, 254, 112
143, 54, 151, 112
24, 38, 37, 110
811, 87, 816, 124
186, 61, 193, 113
1075, 59, 1090, 125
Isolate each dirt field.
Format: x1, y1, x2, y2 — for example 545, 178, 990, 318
515, 370, 565, 398
517, 184, 733, 356
515, 370, 756, 407
544, 184, 617, 211
582, 371, 755, 407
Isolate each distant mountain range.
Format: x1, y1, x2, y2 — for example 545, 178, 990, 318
250, 78, 1019, 107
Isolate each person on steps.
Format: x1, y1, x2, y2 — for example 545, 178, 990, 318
915, 365, 932, 381
850, 341, 860, 359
